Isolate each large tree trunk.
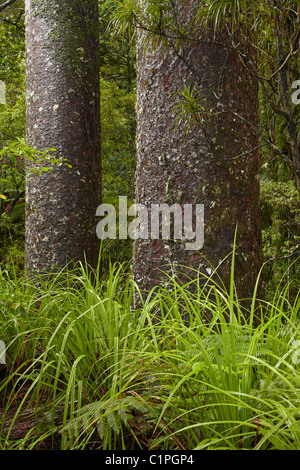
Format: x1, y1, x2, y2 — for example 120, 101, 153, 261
25, 0, 101, 274
133, 5, 263, 304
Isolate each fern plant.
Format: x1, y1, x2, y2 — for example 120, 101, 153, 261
61, 393, 161, 450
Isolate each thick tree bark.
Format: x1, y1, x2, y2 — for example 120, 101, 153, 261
25, 0, 101, 273
133, 5, 263, 303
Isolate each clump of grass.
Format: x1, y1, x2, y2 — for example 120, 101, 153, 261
0, 259, 161, 449
133, 255, 300, 450
0, 252, 299, 450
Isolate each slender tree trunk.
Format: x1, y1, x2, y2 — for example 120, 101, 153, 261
133, 4, 263, 304
25, 0, 101, 273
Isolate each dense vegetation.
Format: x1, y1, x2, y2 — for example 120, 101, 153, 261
0, 0, 299, 450
1, 254, 300, 450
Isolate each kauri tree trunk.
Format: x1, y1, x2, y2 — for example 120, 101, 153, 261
25, 0, 101, 273
133, 5, 263, 303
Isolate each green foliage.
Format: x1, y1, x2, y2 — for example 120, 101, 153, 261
0, 136, 71, 276
0, 18, 25, 145
100, 78, 136, 265
100, 0, 136, 89
101, 79, 136, 203
0, 254, 300, 450
173, 83, 213, 133
0, 15, 26, 273
260, 178, 300, 299
0, 1, 137, 271
0, 258, 161, 449
0, 0, 299, 452
1, 138, 70, 176
99, 0, 137, 266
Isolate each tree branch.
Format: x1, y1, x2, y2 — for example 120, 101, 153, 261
3, 18, 24, 32
267, 245, 300, 263
0, 0, 19, 13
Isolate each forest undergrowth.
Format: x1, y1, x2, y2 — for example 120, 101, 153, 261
0, 248, 300, 451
